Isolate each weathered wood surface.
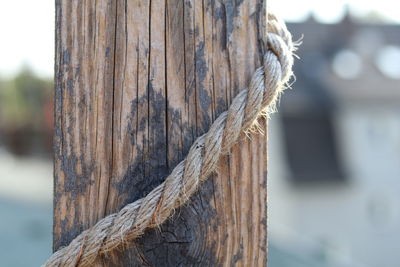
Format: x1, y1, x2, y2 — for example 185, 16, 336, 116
54, 0, 268, 266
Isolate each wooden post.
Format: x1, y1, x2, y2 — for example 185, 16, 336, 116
54, 0, 268, 266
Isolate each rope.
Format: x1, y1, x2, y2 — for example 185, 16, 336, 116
44, 10, 295, 267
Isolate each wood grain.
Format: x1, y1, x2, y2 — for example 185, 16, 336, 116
54, 0, 268, 266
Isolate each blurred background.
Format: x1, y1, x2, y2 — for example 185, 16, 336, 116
0, 0, 398, 266
0, 1, 54, 266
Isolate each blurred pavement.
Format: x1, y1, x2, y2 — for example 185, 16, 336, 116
0, 150, 52, 267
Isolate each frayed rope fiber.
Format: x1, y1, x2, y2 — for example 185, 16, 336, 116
44, 10, 295, 267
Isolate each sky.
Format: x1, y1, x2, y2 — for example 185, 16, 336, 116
0, 0, 398, 78
270, 0, 400, 24
0, 0, 54, 78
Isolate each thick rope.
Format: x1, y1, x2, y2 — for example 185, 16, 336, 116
44, 11, 295, 267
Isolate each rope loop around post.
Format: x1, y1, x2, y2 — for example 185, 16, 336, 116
44, 9, 295, 267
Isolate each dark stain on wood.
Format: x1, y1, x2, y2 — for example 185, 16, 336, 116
60, 154, 93, 196
115, 155, 169, 206
62, 50, 70, 65
55, 216, 84, 249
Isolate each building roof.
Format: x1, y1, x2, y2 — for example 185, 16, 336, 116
283, 15, 400, 108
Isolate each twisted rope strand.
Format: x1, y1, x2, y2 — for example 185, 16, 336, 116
45, 10, 294, 267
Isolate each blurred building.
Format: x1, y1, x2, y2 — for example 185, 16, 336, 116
0, 67, 53, 157
269, 14, 400, 267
